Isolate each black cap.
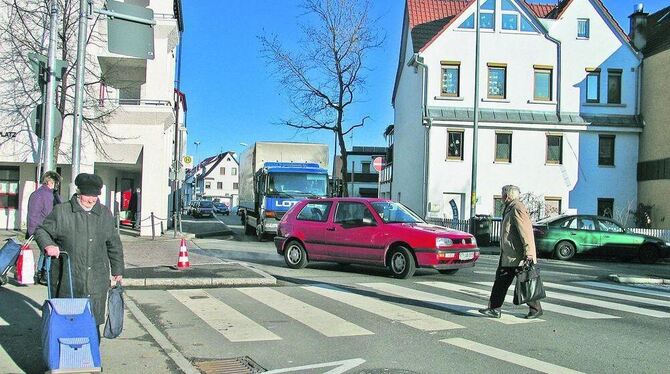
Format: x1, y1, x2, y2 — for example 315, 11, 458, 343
75, 173, 103, 196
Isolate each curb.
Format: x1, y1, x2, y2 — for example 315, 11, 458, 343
608, 274, 670, 284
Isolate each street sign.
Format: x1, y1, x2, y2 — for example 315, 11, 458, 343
182, 155, 193, 169
105, 0, 155, 60
373, 157, 384, 172
30, 105, 63, 139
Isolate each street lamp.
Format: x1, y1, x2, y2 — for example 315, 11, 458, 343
193, 140, 201, 166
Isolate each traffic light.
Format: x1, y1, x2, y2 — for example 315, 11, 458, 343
27, 53, 65, 139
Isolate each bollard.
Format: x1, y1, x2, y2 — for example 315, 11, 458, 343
161, 221, 164, 236
151, 212, 155, 240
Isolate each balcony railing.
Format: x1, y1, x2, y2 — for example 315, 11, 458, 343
99, 98, 172, 107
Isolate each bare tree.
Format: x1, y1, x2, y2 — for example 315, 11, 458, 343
0, 0, 124, 165
520, 192, 560, 222
259, 0, 383, 196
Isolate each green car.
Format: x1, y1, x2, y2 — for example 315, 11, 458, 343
533, 215, 670, 264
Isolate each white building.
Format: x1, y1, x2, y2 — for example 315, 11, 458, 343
335, 146, 387, 197
184, 152, 239, 208
387, 0, 641, 224
0, 0, 185, 236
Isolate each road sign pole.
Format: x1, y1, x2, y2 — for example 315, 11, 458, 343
42, 4, 59, 172
70, 0, 88, 197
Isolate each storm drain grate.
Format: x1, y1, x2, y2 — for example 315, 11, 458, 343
194, 356, 265, 374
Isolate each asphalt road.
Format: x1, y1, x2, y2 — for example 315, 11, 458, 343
127, 214, 670, 374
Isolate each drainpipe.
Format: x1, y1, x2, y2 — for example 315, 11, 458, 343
635, 59, 642, 119
544, 34, 562, 121
411, 53, 430, 218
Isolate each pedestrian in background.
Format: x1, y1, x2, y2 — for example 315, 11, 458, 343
479, 184, 543, 319
26, 171, 61, 238
34, 173, 124, 336
27, 171, 62, 284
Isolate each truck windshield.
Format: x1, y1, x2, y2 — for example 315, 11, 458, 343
371, 201, 424, 224
267, 173, 328, 197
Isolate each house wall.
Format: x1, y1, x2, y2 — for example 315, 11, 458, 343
638, 49, 670, 228
392, 27, 425, 212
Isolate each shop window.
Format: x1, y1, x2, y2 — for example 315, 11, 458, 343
0, 167, 19, 209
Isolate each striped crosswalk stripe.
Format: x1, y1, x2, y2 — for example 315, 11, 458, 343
238, 287, 374, 337
303, 284, 464, 331
476, 282, 670, 318
418, 281, 619, 319
577, 281, 670, 299
0, 316, 7, 326
544, 282, 670, 308
359, 282, 540, 324
169, 289, 281, 342
442, 338, 585, 374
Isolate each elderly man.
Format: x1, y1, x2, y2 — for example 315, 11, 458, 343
34, 173, 124, 334
479, 185, 543, 319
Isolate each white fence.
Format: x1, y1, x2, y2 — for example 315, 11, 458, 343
628, 228, 670, 242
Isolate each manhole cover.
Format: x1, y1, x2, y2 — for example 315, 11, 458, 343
194, 356, 265, 374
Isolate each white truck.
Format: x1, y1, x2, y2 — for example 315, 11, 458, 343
238, 142, 329, 240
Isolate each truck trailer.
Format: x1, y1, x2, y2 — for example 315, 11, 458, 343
238, 142, 329, 240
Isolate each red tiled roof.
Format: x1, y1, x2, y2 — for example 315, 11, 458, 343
524, 2, 558, 18
407, 0, 470, 29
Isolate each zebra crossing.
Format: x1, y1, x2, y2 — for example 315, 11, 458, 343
149, 279, 670, 345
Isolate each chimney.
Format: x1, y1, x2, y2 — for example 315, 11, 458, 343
629, 3, 648, 51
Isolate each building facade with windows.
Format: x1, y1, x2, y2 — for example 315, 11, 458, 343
184, 152, 239, 208
389, 0, 641, 223
335, 146, 387, 197
0, 0, 185, 236
633, 5, 670, 229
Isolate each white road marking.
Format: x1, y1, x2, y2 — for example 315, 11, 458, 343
265, 358, 366, 374
0, 316, 7, 326
418, 281, 619, 319
303, 284, 464, 331
238, 287, 373, 337
442, 338, 585, 374
476, 282, 670, 318
169, 289, 281, 342
359, 282, 540, 324
543, 282, 670, 309
577, 281, 670, 299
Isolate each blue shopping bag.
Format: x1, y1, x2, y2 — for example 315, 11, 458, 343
42, 252, 101, 372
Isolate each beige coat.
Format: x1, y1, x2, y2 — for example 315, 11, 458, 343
500, 199, 536, 267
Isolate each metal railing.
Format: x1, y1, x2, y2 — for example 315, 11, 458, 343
100, 98, 173, 107
628, 228, 670, 242
426, 217, 502, 246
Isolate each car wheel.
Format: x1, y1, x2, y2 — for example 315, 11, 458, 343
388, 246, 416, 279
0, 274, 7, 286
284, 240, 308, 269
438, 269, 459, 275
639, 244, 659, 264
554, 240, 576, 261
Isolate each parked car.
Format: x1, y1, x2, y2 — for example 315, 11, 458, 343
533, 214, 670, 264
274, 198, 480, 278
214, 202, 230, 215
191, 200, 215, 218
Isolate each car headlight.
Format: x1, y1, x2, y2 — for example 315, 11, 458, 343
665, 241, 670, 247
436, 238, 454, 248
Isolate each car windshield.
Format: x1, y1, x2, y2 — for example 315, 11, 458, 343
267, 172, 328, 197
199, 201, 213, 208
370, 201, 424, 224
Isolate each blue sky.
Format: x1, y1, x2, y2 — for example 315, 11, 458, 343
180, 0, 667, 165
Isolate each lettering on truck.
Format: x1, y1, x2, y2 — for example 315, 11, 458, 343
274, 200, 299, 208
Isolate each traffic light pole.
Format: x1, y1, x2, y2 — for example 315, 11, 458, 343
70, 0, 88, 197
469, 0, 481, 218
43, 4, 59, 173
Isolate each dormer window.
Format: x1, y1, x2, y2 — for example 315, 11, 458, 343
501, 0, 537, 32
458, 0, 495, 30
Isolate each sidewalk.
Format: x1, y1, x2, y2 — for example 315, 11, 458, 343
1, 230, 276, 289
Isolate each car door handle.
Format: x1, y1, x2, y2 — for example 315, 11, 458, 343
326, 227, 335, 231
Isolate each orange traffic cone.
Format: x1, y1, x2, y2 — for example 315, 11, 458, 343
177, 238, 190, 269
15, 244, 35, 285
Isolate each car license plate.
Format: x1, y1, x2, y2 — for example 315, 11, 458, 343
459, 252, 474, 260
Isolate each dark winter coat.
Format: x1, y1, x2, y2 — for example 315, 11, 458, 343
27, 185, 58, 236
34, 195, 124, 324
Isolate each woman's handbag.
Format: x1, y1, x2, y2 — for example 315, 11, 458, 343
103, 283, 124, 339
513, 261, 546, 305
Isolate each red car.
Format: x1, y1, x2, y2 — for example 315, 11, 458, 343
274, 198, 480, 278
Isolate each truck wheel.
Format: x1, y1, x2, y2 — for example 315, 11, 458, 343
256, 225, 268, 242
244, 221, 254, 235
